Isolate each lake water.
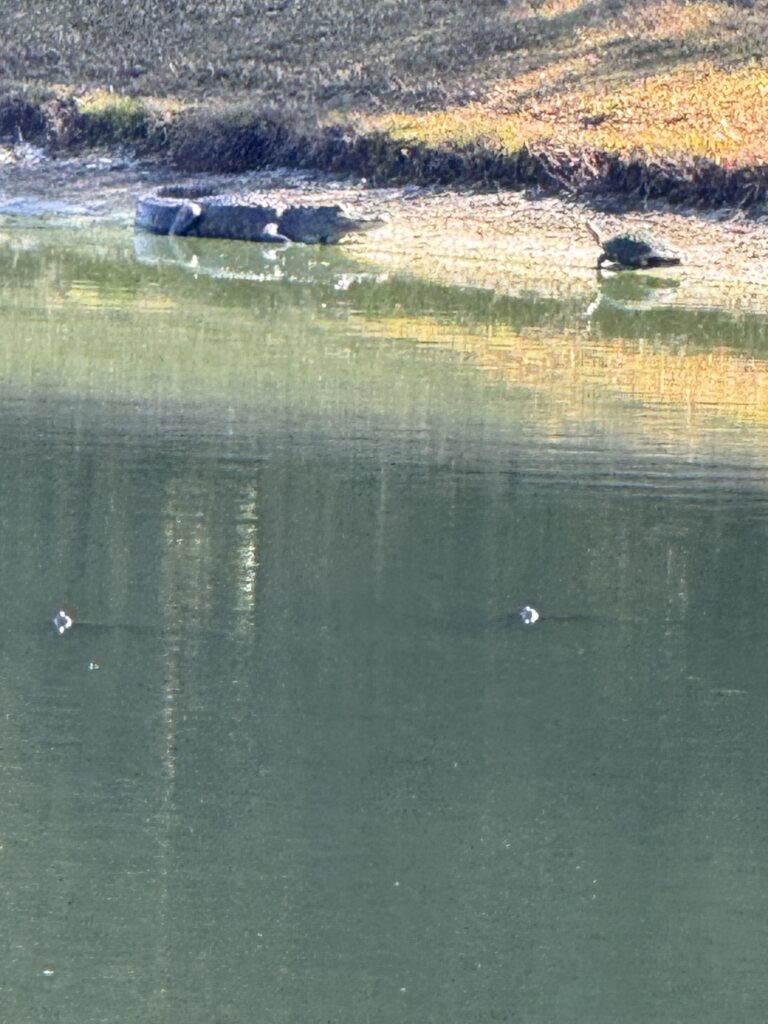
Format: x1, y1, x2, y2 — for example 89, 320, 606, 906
3, 220, 768, 1023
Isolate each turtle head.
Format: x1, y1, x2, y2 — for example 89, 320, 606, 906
585, 220, 602, 245
52, 609, 74, 635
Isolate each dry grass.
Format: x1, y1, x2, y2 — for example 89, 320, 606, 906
361, 0, 768, 170
3, 0, 768, 194
369, 58, 768, 166
0, 0, 542, 111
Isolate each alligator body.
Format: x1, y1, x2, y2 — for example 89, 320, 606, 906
276, 205, 375, 244
135, 196, 282, 242
135, 192, 383, 245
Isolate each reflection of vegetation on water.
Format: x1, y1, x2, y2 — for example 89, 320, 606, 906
5, 222, 768, 439
345, 311, 768, 425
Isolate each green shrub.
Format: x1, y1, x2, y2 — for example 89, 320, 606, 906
77, 92, 151, 145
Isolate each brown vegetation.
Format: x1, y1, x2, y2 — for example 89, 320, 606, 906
2, 1, 768, 206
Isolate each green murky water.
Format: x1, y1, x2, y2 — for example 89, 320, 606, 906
3, 221, 768, 1024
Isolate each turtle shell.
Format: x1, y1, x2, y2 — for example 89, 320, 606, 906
601, 231, 680, 269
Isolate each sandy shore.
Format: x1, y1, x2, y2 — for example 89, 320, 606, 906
2, 147, 768, 310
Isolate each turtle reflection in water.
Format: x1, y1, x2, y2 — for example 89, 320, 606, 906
586, 221, 682, 272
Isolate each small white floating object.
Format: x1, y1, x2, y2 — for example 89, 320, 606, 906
519, 605, 540, 625
52, 609, 74, 635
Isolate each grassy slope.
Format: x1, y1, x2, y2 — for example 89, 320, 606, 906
2, 0, 768, 196
366, 1, 768, 168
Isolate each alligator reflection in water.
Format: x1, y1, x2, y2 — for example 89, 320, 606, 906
133, 231, 387, 292
133, 225, 768, 427
7, 222, 768, 445
135, 226, 765, 360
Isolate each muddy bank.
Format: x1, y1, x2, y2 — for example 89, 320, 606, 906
167, 111, 768, 213
2, 146, 768, 310
359, 188, 768, 313
2, 0, 768, 216
3, 89, 768, 216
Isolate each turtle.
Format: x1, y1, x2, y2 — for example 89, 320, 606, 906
586, 220, 681, 271
514, 605, 599, 627
52, 608, 74, 635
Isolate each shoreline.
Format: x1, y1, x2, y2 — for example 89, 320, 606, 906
3, 1, 768, 219
3, 144, 768, 310
4, 86, 768, 214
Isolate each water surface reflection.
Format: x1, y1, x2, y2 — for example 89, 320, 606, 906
1, 222, 768, 1024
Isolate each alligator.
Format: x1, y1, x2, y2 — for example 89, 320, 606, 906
135, 189, 384, 245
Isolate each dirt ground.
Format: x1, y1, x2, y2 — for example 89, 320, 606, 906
2, 145, 768, 311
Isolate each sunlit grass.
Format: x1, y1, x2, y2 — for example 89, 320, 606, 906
534, 0, 585, 18
3, 0, 767, 187
364, 56, 768, 167
533, 0, 721, 30
356, 0, 768, 171
582, 0, 724, 45
577, 61, 768, 164
77, 91, 151, 143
